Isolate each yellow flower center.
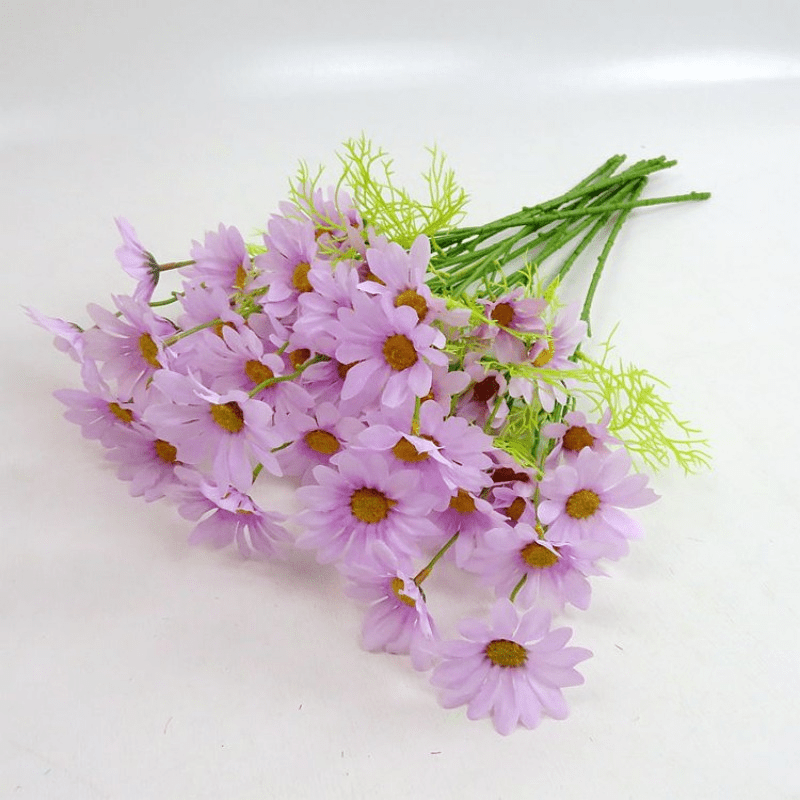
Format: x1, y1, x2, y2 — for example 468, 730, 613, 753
490, 302, 514, 327
244, 359, 274, 387
394, 289, 428, 322
292, 261, 313, 293
565, 488, 600, 519
234, 263, 248, 290
449, 489, 476, 515
392, 437, 429, 463
520, 540, 559, 569
391, 576, 417, 607
382, 334, 418, 371
485, 639, 527, 668
532, 339, 555, 367
138, 333, 161, 368
153, 439, 178, 463
108, 402, 134, 424
213, 321, 236, 338
504, 496, 526, 522
289, 348, 311, 369
562, 425, 595, 452
210, 401, 245, 433
304, 429, 340, 455
350, 487, 395, 523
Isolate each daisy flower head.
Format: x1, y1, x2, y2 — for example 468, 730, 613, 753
342, 541, 439, 670
474, 523, 601, 613
360, 234, 437, 323
482, 288, 547, 363
295, 450, 439, 567
175, 467, 289, 559
114, 217, 159, 303
82, 295, 175, 402
186, 223, 255, 292
537, 447, 658, 559
456, 355, 509, 431
144, 371, 282, 491
431, 598, 591, 734
105, 420, 182, 502
542, 408, 619, 466
254, 213, 320, 317
508, 302, 588, 413
276, 402, 364, 482
333, 292, 447, 409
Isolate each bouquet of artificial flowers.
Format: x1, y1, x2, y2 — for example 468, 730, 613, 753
30, 138, 709, 734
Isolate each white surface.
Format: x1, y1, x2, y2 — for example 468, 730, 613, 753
2, 1, 799, 798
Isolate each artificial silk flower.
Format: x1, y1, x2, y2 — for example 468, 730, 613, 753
32, 139, 710, 733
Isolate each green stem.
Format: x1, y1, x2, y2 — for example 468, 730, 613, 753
164, 317, 223, 346
510, 573, 528, 602
158, 259, 195, 272
248, 354, 327, 397
414, 532, 458, 585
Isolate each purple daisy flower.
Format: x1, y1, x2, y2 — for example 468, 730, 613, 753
25, 307, 86, 364
186, 223, 255, 292
431, 598, 591, 734
333, 292, 447, 408
359, 235, 438, 323
481, 288, 547, 363
472, 523, 603, 613
295, 450, 439, 566
342, 541, 439, 670
356, 399, 494, 504
105, 422, 182, 502
537, 448, 658, 559
255, 213, 320, 315
82, 295, 175, 402
53, 372, 141, 447
508, 303, 587, 413
144, 370, 282, 491
542, 408, 619, 466
429, 489, 510, 568
276, 401, 364, 482
174, 468, 289, 559
114, 217, 159, 303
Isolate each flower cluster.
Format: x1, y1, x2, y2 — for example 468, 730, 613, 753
31, 140, 709, 733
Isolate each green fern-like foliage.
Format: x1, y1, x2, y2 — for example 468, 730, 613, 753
289, 135, 468, 249
574, 334, 710, 474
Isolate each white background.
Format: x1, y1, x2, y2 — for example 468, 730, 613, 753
2, 1, 799, 797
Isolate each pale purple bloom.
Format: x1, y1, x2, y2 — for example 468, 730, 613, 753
186, 224, 254, 292
295, 450, 439, 566
53, 370, 142, 447
333, 292, 447, 409
201, 325, 313, 426
481, 289, 547, 362
82, 295, 175, 401
360, 235, 437, 322
508, 303, 587, 413
255, 214, 320, 315
542, 408, 619, 465
144, 371, 282, 491
291, 259, 361, 358
276, 402, 364, 482
106, 422, 181, 501
25, 307, 86, 364
538, 448, 658, 559
342, 541, 438, 670
356, 399, 494, 504
114, 218, 159, 303
428, 489, 510, 568
472, 523, 602, 613
175, 468, 289, 559
431, 599, 591, 734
